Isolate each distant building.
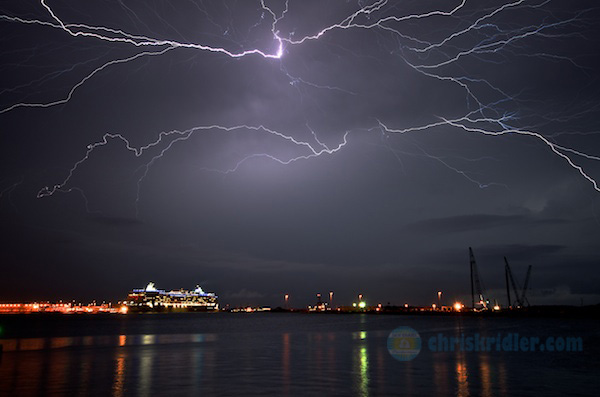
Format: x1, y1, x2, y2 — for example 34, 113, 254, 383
125, 282, 218, 312
308, 293, 329, 311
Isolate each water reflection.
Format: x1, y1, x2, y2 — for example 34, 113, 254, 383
78, 350, 92, 397
374, 344, 386, 396
498, 360, 508, 396
0, 325, 521, 396
141, 334, 155, 346
112, 350, 126, 397
27, 347, 43, 395
446, 349, 509, 397
455, 352, 469, 397
192, 344, 203, 395
50, 336, 73, 349
282, 333, 290, 396
0, 333, 217, 352
139, 348, 154, 397
359, 346, 369, 396
353, 331, 369, 397
434, 359, 449, 395
326, 332, 336, 394
479, 354, 492, 397
0, 331, 376, 395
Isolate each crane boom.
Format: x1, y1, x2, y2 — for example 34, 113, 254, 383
520, 265, 532, 307
504, 257, 523, 307
504, 260, 511, 308
469, 247, 487, 309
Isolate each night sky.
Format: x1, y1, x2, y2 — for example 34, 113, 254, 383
1, 1, 599, 307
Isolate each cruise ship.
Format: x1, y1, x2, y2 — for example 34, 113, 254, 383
125, 282, 218, 312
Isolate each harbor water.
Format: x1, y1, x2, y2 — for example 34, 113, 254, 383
0, 313, 598, 396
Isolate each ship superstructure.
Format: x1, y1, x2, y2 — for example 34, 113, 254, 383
125, 282, 218, 312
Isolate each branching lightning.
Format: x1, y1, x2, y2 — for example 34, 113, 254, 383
36, 124, 349, 215
0, 176, 24, 212
1, 0, 599, 216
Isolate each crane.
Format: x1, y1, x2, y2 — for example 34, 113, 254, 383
469, 247, 488, 309
504, 257, 532, 308
520, 265, 532, 307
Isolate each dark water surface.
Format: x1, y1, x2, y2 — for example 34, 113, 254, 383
0, 313, 598, 396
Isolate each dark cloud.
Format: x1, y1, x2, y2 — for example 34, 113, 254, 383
406, 214, 565, 235
477, 244, 566, 261
87, 215, 143, 227
0, 1, 599, 306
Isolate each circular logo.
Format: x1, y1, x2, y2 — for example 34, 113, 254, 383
387, 326, 421, 361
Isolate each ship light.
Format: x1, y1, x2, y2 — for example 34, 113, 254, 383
194, 285, 205, 294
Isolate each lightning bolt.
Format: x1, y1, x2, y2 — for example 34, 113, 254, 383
0, 176, 24, 212
35, 124, 349, 215
1, 0, 599, 216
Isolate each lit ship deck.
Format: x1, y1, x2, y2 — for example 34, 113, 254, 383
125, 282, 218, 312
